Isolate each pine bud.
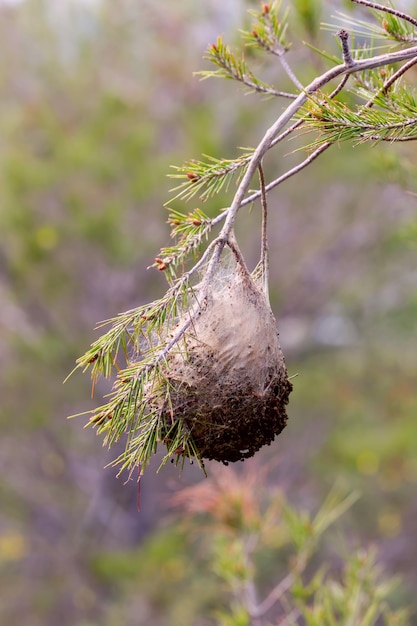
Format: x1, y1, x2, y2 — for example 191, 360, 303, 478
155, 256, 171, 271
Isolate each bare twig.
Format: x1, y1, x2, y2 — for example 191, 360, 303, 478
328, 73, 350, 99
279, 53, 304, 91
209, 143, 331, 232
258, 163, 269, 299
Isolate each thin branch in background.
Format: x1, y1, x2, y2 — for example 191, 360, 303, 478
254, 571, 295, 617
277, 608, 300, 626
351, 0, 417, 29
244, 573, 263, 626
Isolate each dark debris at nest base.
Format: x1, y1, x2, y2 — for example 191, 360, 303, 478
162, 370, 293, 464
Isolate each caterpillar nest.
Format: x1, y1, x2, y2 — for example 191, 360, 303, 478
155, 253, 292, 465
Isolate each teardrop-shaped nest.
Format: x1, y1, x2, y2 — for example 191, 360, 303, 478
157, 261, 292, 464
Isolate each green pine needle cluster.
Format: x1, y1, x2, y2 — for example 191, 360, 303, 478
199, 35, 285, 97
242, 1, 291, 55
154, 208, 213, 274
323, 7, 417, 49
242, 1, 304, 93
167, 151, 254, 205
196, 1, 296, 98
304, 85, 417, 145
70, 271, 203, 475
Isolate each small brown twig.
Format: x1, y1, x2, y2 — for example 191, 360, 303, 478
258, 163, 269, 299
367, 55, 417, 104
328, 73, 350, 100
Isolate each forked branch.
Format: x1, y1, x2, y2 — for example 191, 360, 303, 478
219, 37, 417, 240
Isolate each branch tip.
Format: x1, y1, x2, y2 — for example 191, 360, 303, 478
338, 29, 354, 67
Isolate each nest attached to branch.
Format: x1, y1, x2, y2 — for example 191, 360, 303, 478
156, 247, 292, 464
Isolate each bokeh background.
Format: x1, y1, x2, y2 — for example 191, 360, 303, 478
0, 0, 416, 624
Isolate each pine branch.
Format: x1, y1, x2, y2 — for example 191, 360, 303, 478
304, 81, 417, 145
209, 41, 417, 230
216, 42, 417, 242
72, 1, 417, 480
197, 36, 297, 99
352, 0, 417, 30
241, 1, 303, 90
153, 208, 213, 273
243, 1, 291, 55
167, 150, 254, 204
323, 11, 417, 49
73, 281, 189, 383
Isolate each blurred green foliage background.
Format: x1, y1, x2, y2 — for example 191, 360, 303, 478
0, 0, 416, 624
